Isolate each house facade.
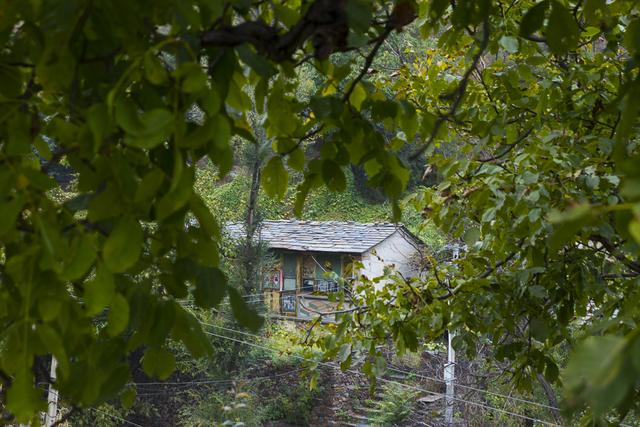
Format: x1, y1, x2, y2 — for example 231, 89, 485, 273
227, 220, 423, 320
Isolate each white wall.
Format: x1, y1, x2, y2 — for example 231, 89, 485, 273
360, 231, 422, 284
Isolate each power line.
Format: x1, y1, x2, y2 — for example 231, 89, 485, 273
90, 407, 143, 427
180, 297, 266, 309
200, 325, 560, 426
134, 368, 304, 387
200, 320, 560, 414
134, 369, 305, 398
181, 292, 267, 302
385, 364, 560, 412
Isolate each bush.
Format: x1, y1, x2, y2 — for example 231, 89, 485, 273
262, 378, 324, 425
369, 382, 419, 426
178, 388, 265, 427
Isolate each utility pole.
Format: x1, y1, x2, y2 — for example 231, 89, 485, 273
44, 356, 59, 427
444, 330, 456, 426
444, 243, 460, 426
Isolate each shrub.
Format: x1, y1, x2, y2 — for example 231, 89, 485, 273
369, 382, 419, 426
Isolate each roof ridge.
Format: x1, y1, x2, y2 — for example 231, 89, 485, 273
259, 219, 403, 226
223, 220, 420, 253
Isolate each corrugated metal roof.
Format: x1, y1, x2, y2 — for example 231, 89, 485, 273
226, 220, 419, 254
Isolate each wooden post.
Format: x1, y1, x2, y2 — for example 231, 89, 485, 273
296, 254, 302, 317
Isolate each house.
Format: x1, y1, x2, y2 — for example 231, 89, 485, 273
227, 220, 424, 319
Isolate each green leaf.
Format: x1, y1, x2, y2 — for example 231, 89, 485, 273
529, 318, 549, 341
116, 98, 174, 149
210, 114, 231, 149
121, 388, 136, 409
629, 218, 640, 244
142, 347, 176, 380
175, 63, 208, 93
143, 52, 168, 85
499, 36, 519, 53
200, 87, 221, 116
228, 287, 264, 331
287, 148, 305, 171
546, 1, 579, 54
87, 103, 110, 151
173, 307, 212, 358
236, 45, 277, 78
6, 369, 44, 423
155, 168, 194, 220
135, 168, 166, 205
293, 181, 312, 217
193, 266, 227, 308
0, 64, 23, 98
35, 325, 69, 378
520, 1, 548, 37
548, 205, 592, 251
623, 19, 640, 55
147, 299, 176, 347
348, 83, 367, 111
521, 170, 538, 184
61, 234, 97, 281
0, 195, 24, 237
190, 194, 220, 238
84, 266, 116, 316
631, 336, 640, 374
564, 335, 632, 415
38, 299, 61, 322
322, 160, 346, 192
346, 0, 372, 35
103, 217, 143, 273
106, 293, 130, 337
584, 0, 606, 26
261, 156, 288, 199
463, 227, 480, 245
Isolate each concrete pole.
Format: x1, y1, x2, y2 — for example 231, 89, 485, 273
444, 243, 460, 426
444, 331, 456, 426
44, 356, 59, 427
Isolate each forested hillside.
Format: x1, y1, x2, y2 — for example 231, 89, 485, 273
194, 159, 444, 247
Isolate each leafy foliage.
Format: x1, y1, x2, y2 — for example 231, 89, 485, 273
1, 0, 640, 423
368, 382, 419, 426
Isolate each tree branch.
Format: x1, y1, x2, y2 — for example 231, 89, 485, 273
590, 235, 640, 274
201, 0, 416, 63
477, 128, 533, 163
342, 26, 393, 102
411, 17, 491, 160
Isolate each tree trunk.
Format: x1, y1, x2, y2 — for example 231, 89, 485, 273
242, 145, 262, 294
536, 373, 562, 424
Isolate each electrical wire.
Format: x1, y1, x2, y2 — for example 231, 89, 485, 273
385, 364, 560, 412
134, 368, 305, 387
199, 324, 560, 427
90, 407, 143, 427
201, 320, 560, 413
134, 369, 305, 398
181, 292, 267, 302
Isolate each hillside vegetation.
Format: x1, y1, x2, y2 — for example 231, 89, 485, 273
195, 161, 445, 248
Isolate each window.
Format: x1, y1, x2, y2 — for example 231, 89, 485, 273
301, 256, 315, 291
301, 253, 342, 293
315, 254, 342, 278
282, 253, 297, 291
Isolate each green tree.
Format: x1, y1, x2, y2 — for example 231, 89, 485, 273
0, 0, 639, 424
0, 1, 417, 422
313, 0, 640, 425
